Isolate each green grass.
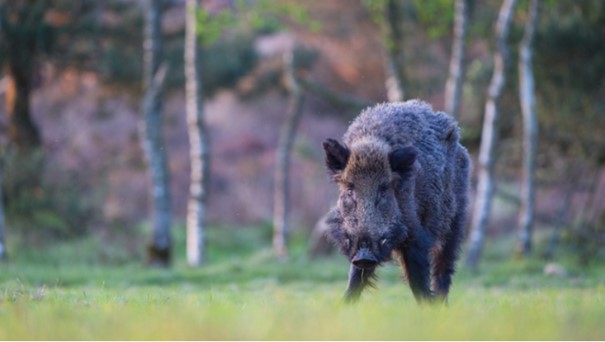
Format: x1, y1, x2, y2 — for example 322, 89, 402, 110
1, 226, 605, 340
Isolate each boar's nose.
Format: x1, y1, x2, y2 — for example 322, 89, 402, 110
352, 248, 378, 269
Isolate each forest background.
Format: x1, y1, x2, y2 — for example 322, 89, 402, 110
0, 1, 604, 338
2, 0, 605, 268
0, 0, 605, 340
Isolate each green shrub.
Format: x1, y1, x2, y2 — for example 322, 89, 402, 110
2, 151, 98, 245
562, 213, 605, 266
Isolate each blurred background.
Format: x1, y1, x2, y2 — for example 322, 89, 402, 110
0, 0, 603, 269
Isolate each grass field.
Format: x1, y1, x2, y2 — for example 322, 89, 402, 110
1, 226, 605, 340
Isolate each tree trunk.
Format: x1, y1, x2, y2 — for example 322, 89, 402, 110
142, 0, 172, 267
516, 0, 539, 257
465, 0, 517, 271
0, 1, 44, 152
185, 0, 210, 266
384, 0, 406, 102
5, 69, 41, 151
444, 0, 469, 120
273, 51, 305, 259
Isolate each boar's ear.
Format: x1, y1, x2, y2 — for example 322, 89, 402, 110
389, 146, 417, 174
323, 138, 350, 176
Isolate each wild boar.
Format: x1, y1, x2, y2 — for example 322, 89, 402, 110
322, 100, 471, 303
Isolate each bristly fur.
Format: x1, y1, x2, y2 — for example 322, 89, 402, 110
323, 99, 471, 303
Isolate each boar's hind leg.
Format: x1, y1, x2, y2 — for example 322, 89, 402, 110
433, 212, 465, 302
343, 264, 376, 303
432, 237, 457, 302
400, 231, 433, 303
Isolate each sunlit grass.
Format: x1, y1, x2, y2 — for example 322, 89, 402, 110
2, 282, 604, 340
1, 226, 605, 339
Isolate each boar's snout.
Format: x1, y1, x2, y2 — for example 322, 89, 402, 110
352, 248, 378, 269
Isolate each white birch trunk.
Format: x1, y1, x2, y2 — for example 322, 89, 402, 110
385, 58, 404, 102
385, 0, 405, 102
185, 0, 210, 266
273, 51, 305, 259
444, 0, 469, 119
465, 0, 518, 271
142, 0, 172, 266
516, 0, 539, 257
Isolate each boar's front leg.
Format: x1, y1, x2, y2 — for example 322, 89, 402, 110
399, 230, 433, 303
343, 264, 376, 303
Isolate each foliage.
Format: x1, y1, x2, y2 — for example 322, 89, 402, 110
411, 0, 455, 38
0, 1, 142, 91
196, 0, 320, 47
1, 152, 98, 245
200, 35, 258, 98
362, 0, 453, 40
184, 1, 321, 98
533, 0, 605, 159
361, 0, 401, 52
361, 0, 390, 24
562, 214, 605, 266
95, 2, 144, 89
0, 0, 55, 68
195, 6, 235, 46
100, 1, 321, 97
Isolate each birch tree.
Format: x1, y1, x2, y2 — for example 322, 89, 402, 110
444, 0, 470, 120
465, 0, 518, 271
362, 0, 407, 102
142, 0, 172, 267
273, 51, 305, 259
185, 0, 210, 266
384, 0, 406, 102
516, 0, 539, 257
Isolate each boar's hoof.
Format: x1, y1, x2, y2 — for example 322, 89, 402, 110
343, 291, 361, 304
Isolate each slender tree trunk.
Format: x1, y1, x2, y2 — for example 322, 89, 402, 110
5, 69, 41, 151
384, 0, 406, 102
273, 51, 305, 259
516, 0, 539, 257
142, 0, 172, 267
444, 0, 469, 120
185, 0, 210, 266
465, 0, 517, 271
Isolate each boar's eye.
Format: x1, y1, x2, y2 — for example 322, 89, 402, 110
344, 238, 351, 249
381, 238, 387, 246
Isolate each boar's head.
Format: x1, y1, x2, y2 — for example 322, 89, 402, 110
323, 136, 417, 269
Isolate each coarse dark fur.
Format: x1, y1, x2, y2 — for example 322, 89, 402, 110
322, 100, 471, 303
